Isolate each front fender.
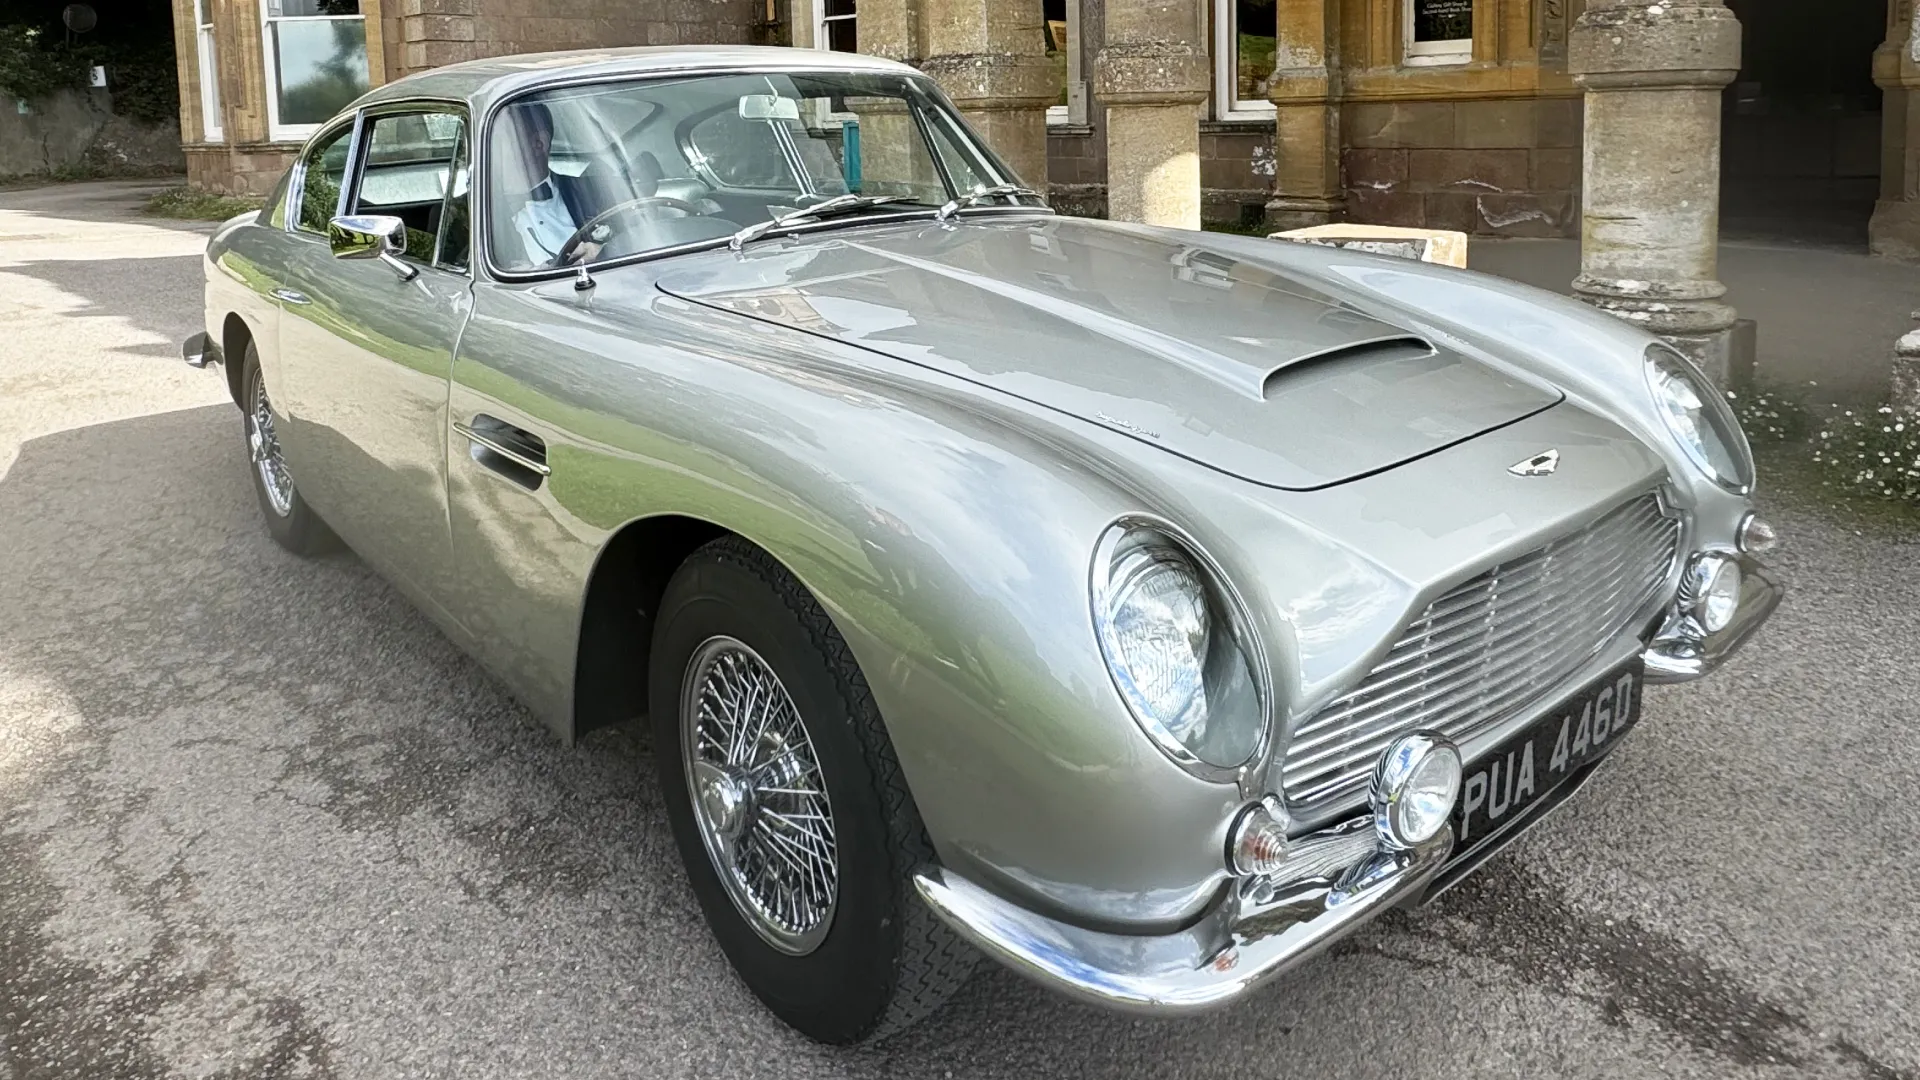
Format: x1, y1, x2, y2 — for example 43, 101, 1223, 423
527, 282, 1251, 931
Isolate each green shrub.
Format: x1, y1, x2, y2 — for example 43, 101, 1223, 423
0, 25, 87, 101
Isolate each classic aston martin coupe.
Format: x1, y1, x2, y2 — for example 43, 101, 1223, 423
184, 46, 1782, 1043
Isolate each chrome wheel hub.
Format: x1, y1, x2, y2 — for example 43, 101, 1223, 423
681, 636, 838, 955
247, 374, 294, 517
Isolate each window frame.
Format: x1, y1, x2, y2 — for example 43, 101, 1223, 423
1211, 0, 1277, 122
1044, 2, 1082, 127
194, 0, 223, 142
346, 102, 474, 274
815, 0, 856, 53
261, 0, 371, 143
1403, 0, 1475, 67
285, 113, 363, 238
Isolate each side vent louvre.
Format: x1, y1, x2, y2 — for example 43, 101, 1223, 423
1261, 336, 1435, 398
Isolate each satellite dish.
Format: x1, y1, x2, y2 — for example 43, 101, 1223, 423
62, 4, 97, 34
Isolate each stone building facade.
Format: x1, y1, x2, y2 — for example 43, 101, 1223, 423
172, 0, 1920, 257
170, 0, 767, 194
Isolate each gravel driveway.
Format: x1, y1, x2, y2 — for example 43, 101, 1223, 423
2, 181, 1917, 1080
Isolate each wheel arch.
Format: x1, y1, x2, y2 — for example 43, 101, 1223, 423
220, 311, 252, 406
571, 512, 730, 739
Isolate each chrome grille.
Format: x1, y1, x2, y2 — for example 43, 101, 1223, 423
1282, 491, 1681, 812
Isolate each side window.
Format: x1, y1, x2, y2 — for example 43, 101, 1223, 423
295, 124, 354, 234
685, 109, 797, 191
352, 110, 465, 264
435, 124, 471, 272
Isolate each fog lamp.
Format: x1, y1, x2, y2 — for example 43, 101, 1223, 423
1689, 554, 1743, 634
1370, 732, 1461, 850
1738, 513, 1778, 555
1227, 797, 1291, 877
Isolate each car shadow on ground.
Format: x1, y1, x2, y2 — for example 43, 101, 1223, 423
0, 405, 1902, 1079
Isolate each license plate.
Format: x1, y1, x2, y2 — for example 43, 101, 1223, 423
1452, 664, 1642, 846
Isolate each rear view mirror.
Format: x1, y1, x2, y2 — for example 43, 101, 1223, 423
738, 94, 800, 122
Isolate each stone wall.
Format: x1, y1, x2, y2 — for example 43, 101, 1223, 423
390, 0, 764, 78
1342, 96, 1584, 238
0, 88, 185, 181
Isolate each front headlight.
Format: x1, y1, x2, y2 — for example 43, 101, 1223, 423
1092, 522, 1265, 774
1644, 344, 1755, 494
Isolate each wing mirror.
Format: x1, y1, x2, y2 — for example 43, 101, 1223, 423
328, 214, 418, 280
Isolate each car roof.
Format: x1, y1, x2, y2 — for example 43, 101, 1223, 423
354, 45, 922, 114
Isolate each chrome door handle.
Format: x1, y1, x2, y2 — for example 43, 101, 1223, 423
456, 417, 551, 483
272, 288, 311, 305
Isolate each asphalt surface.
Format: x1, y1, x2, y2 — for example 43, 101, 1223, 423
2, 180, 1918, 1080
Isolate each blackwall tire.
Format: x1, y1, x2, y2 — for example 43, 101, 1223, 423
240, 344, 336, 556
649, 536, 973, 1044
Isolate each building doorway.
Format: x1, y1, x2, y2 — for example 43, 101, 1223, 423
1720, 0, 1887, 247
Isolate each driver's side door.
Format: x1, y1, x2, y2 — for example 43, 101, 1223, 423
277, 104, 476, 624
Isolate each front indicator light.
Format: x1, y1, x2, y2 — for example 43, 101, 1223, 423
1371, 731, 1462, 850
1227, 797, 1291, 877
1738, 513, 1778, 555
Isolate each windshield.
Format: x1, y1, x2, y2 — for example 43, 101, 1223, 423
485, 70, 1027, 272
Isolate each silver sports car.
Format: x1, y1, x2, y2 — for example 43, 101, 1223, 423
184, 45, 1782, 1043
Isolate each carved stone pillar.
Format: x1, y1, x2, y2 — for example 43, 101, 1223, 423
852, 2, 932, 193
1569, 0, 1743, 383
1871, 0, 1920, 260
221, 0, 272, 146
921, 1, 1055, 187
1096, 0, 1208, 227
1265, 0, 1345, 230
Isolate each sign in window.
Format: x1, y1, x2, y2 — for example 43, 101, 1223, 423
1406, 0, 1473, 64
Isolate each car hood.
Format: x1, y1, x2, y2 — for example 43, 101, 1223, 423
655, 216, 1561, 489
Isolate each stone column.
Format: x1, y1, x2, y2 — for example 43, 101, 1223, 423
852, 2, 932, 192
216, 0, 272, 143
1096, 0, 1208, 227
1871, 0, 1920, 260
170, 0, 201, 146
1569, 0, 1741, 383
921, 1, 1055, 187
1265, 0, 1345, 230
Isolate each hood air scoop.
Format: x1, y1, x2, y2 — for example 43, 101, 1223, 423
1263, 336, 1435, 398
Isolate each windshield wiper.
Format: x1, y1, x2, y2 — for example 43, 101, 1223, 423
728, 194, 915, 251
935, 184, 1045, 222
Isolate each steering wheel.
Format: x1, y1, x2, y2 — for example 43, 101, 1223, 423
554, 195, 706, 266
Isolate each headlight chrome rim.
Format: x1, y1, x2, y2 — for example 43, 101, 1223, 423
1369, 731, 1462, 850
1686, 552, 1743, 634
1090, 516, 1272, 780
1644, 343, 1755, 495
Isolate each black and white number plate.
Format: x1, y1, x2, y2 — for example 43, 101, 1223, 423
1452, 663, 1642, 846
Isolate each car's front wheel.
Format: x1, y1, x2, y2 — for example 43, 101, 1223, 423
240, 344, 334, 555
649, 537, 973, 1043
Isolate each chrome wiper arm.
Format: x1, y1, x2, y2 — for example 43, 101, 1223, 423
935, 184, 1046, 222
727, 194, 913, 252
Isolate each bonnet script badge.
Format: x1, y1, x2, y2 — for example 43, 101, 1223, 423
1509, 449, 1561, 477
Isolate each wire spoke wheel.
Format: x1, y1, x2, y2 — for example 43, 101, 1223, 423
247, 371, 294, 517
681, 635, 839, 955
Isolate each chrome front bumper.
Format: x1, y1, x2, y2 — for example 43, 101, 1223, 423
914, 829, 1452, 1014
1642, 554, 1784, 683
